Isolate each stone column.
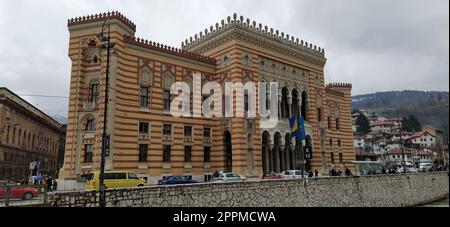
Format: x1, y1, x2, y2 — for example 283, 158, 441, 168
268, 144, 274, 173
284, 147, 290, 170
278, 93, 282, 119
265, 144, 272, 174
298, 98, 302, 118
288, 95, 292, 119
278, 145, 285, 172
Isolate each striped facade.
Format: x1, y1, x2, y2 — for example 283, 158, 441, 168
59, 12, 355, 183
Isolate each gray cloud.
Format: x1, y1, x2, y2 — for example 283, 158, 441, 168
0, 0, 448, 118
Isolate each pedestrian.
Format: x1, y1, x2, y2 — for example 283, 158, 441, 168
331, 168, 337, 176
315, 169, 319, 178
382, 168, 386, 174
308, 171, 313, 178
345, 167, 352, 176
46, 176, 53, 192
52, 179, 58, 191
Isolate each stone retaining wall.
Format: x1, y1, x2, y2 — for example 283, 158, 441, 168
49, 172, 449, 207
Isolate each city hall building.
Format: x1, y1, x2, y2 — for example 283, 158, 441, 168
59, 12, 355, 183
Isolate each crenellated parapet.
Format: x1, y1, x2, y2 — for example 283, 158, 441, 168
182, 13, 325, 59
68, 11, 136, 32
123, 35, 216, 65
326, 83, 353, 89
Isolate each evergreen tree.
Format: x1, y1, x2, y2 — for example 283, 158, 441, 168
408, 115, 422, 132
356, 113, 370, 136
401, 117, 410, 132
401, 115, 422, 132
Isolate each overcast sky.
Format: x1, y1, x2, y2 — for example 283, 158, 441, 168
0, 0, 448, 119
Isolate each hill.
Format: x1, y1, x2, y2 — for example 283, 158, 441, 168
352, 90, 449, 132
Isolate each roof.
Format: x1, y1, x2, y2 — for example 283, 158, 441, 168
410, 131, 434, 140
416, 151, 433, 156
388, 148, 413, 155
123, 35, 216, 65
370, 121, 394, 127
356, 151, 376, 157
388, 117, 402, 122
182, 13, 326, 67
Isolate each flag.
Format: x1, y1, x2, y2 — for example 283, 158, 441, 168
299, 117, 306, 141
289, 117, 300, 138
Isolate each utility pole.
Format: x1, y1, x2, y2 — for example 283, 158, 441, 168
398, 111, 406, 174
441, 124, 448, 167
97, 19, 115, 208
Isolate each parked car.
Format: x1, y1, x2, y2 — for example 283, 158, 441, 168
262, 173, 284, 180
0, 181, 40, 200
158, 176, 198, 185
86, 171, 147, 190
408, 167, 419, 173
418, 163, 433, 172
281, 170, 308, 179
213, 173, 246, 182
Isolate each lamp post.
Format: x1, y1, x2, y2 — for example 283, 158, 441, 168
97, 19, 115, 208
398, 112, 406, 174
441, 124, 448, 167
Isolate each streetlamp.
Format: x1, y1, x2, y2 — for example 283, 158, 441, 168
97, 19, 115, 208
397, 111, 406, 174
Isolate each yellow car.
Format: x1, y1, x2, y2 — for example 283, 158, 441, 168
86, 171, 147, 190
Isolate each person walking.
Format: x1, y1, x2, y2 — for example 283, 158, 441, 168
331, 168, 337, 176
52, 178, 58, 191
46, 176, 53, 192
345, 167, 352, 176
315, 169, 319, 178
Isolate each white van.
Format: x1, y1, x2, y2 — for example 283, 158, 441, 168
419, 163, 433, 172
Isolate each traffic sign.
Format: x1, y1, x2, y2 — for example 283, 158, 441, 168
304, 146, 313, 160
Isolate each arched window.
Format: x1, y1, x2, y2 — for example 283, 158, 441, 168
12, 128, 16, 144
281, 87, 289, 119
89, 81, 100, 105
139, 68, 153, 108
86, 119, 95, 132
163, 73, 174, 111
301, 91, 309, 121
292, 89, 300, 118
18, 129, 22, 146
6, 126, 10, 144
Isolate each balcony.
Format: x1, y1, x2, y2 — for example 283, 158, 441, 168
184, 136, 193, 143
162, 135, 172, 142
204, 137, 212, 145
138, 134, 150, 141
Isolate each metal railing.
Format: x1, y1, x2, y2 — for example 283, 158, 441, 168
0, 184, 49, 207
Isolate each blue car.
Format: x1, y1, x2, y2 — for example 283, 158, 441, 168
157, 176, 198, 185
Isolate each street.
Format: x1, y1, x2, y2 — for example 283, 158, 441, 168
0, 195, 46, 207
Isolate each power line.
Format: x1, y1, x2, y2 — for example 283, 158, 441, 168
17, 94, 69, 99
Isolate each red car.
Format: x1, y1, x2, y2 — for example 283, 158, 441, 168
262, 173, 284, 180
0, 181, 40, 200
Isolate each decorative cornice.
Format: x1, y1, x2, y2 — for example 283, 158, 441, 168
68, 11, 136, 32
182, 13, 326, 67
123, 35, 216, 65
